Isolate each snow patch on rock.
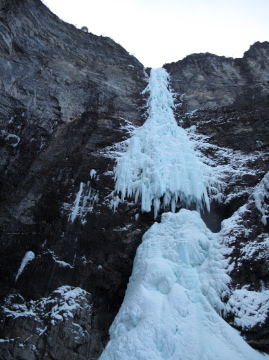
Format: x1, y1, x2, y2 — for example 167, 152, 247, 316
1, 286, 92, 356
227, 288, 269, 329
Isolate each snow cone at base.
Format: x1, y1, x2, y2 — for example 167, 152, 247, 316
112, 68, 221, 218
100, 210, 269, 360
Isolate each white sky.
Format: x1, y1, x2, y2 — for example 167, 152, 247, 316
43, 0, 269, 68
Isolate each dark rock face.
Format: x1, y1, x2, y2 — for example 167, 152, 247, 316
0, 0, 269, 358
164, 42, 269, 111
0, 0, 147, 358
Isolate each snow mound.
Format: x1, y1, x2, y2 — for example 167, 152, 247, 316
100, 210, 268, 360
112, 68, 221, 218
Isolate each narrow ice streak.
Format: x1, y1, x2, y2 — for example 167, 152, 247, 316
99, 210, 269, 360
69, 182, 84, 223
113, 68, 220, 217
68, 181, 99, 224
253, 171, 269, 225
15, 251, 35, 281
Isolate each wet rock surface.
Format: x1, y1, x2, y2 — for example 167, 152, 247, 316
0, 0, 269, 358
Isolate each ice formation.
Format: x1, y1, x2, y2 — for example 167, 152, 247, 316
113, 68, 221, 218
69, 182, 84, 223
253, 171, 269, 225
100, 210, 268, 360
15, 251, 35, 282
67, 181, 99, 224
100, 68, 269, 360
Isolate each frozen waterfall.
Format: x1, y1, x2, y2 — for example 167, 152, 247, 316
100, 69, 269, 360
112, 68, 221, 218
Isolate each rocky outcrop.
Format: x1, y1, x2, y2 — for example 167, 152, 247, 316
0, 0, 269, 358
1, 286, 93, 359
164, 41, 269, 111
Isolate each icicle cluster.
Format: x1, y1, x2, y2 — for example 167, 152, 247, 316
113, 68, 220, 217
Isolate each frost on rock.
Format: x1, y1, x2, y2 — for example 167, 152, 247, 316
253, 172, 269, 225
220, 199, 269, 335
113, 68, 221, 218
227, 288, 269, 329
1, 286, 92, 355
3, 286, 90, 322
220, 204, 253, 248
15, 251, 35, 282
239, 234, 269, 261
47, 249, 74, 268
100, 210, 268, 360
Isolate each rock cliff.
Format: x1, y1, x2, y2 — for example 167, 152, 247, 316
0, 0, 147, 358
164, 42, 269, 111
0, 0, 268, 359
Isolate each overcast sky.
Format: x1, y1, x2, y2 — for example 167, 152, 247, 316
43, 0, 269, 68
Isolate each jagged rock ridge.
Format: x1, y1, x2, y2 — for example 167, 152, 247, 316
0, 0, 268, 359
